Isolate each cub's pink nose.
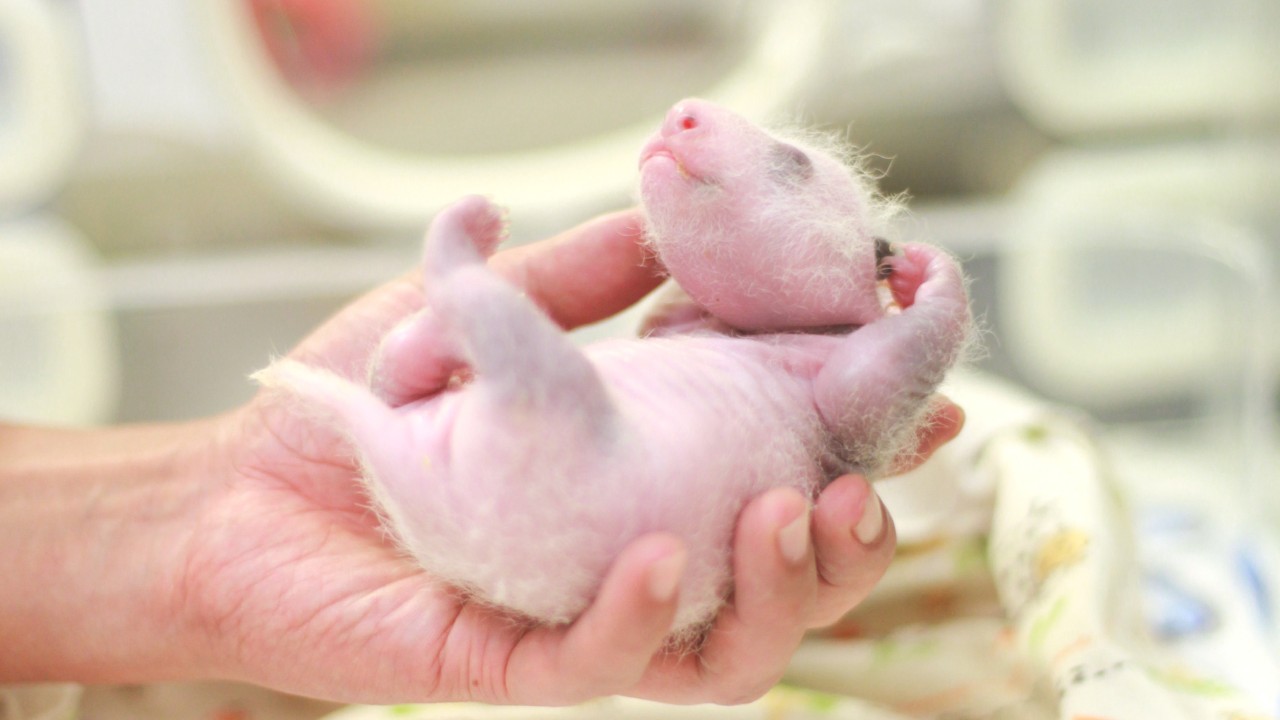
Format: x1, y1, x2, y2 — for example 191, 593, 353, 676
661, 100, 711, 137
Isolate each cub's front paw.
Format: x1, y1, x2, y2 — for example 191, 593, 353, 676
884, 244, 963, 311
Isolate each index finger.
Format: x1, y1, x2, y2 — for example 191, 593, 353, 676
489, 209, 664, 330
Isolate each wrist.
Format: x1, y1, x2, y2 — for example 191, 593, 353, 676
0, 417, 225, 684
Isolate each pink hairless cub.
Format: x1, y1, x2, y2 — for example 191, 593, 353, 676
260, 99, 972, 641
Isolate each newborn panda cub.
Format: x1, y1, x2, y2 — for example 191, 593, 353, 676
262, 99, 973, 642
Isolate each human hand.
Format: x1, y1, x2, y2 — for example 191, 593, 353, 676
176, 209, 963, 705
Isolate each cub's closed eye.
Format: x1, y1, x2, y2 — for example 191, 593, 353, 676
772, 143, 814, 181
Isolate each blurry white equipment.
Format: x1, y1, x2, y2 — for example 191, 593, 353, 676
194, 0, 831, 229
0, 217, 118, 425
1001, 144, 1279, 411
998, 0, 1280, 134
993, 0, 1279, 528
0, 0, 117, 425
0, 0, 84, 216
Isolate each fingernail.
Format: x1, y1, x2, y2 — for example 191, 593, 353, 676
648, 548, 687, 603
854, 487, 884, 545
778, 511, 811, 565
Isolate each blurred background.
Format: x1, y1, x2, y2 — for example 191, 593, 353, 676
1, 0, 1278, 707
1, 0, 1275, 424
1, 1, 1277, 500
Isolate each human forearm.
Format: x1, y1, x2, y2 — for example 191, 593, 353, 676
0, 420, 217, 683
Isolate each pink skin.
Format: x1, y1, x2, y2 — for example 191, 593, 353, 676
249, 0, 376, 100
264, 100, 971, 638
639, 99, 887, 332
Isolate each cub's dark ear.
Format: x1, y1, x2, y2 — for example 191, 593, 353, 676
771, 142, 814, 181
875, 237, 894, 280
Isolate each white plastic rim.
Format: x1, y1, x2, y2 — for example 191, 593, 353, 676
194, 0, 829, 229
0, 0, 84, 215
997, 0, 1280, 135
0, 216, 118, 425
1000, 145, 1277, 409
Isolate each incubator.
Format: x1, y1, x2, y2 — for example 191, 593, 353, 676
0, 0, 112, 426
1, 1, 1277, 718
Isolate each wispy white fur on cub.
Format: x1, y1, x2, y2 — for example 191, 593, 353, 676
258, 98, 973, 642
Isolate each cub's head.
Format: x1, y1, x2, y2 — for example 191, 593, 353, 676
639, 99, 897, 332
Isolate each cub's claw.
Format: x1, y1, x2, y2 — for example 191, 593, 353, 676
874, 237, 895, 281
455, 195, 509, 258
